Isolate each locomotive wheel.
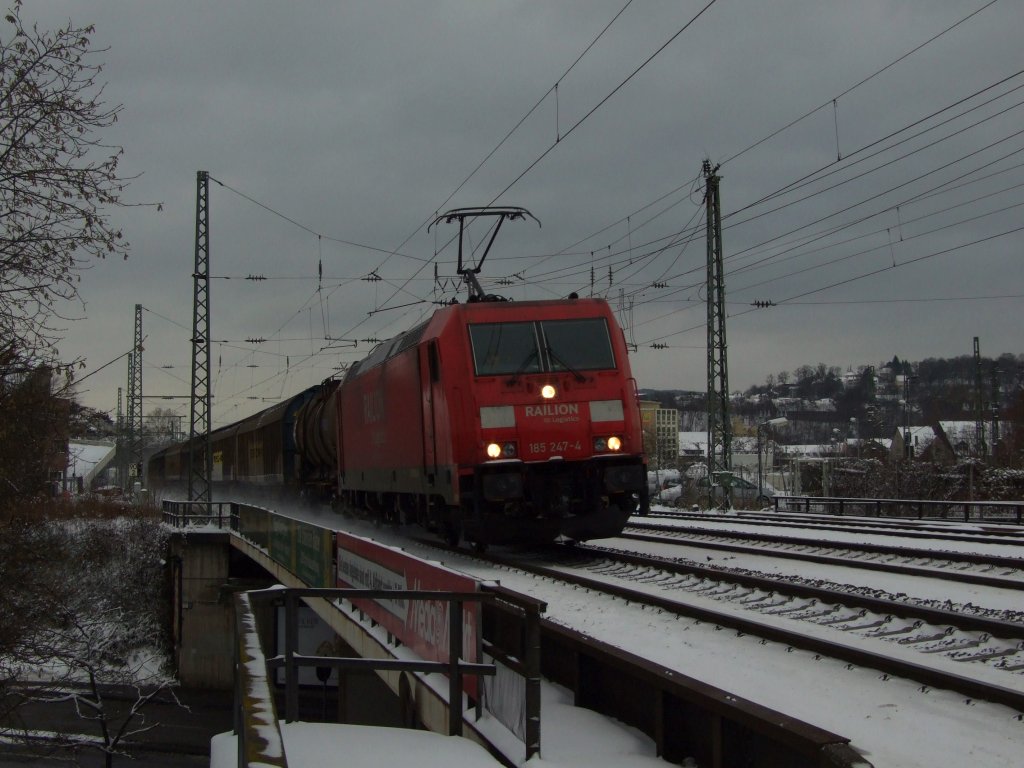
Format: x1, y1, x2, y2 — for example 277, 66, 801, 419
442, 521, 461, 547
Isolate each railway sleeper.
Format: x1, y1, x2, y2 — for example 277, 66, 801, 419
950, 646, 1021, 663
897, 626, 953, 645
867, 619, 922, 638
839, 618, 891, 632
919, 633, 989, 653
755, 599, 791, 611
763, 599, 816, 616
789, 606, 839, 621
994, 658, 1024, 671
816, 609, 867, 626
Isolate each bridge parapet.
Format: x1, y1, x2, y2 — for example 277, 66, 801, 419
163, 499, 545, 762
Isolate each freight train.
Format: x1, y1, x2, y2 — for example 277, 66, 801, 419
149, 208, 649, 546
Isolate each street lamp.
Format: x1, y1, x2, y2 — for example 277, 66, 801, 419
757, 417, 789, 503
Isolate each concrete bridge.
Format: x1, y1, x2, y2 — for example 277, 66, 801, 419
163, 501, 543, 766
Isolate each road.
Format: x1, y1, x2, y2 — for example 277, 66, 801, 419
0, 686, 232, 767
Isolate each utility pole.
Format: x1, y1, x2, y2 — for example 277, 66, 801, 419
973, 337, 986, 458
991, 364, 1001, 463
128, 303, 144, 482
188, 171, 213, 511
116, 386, 124, 489
126, 351, 138, 487
703, 160, 732, 508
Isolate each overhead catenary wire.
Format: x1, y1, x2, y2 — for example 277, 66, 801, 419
157, 3, 1017, 419
718, 0, 1000, 168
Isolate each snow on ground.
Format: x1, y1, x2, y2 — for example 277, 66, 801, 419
215, 502, 1024, 767
210, 682, 670, 768
642, 506, 1024, 559
600, 536, 1024, 614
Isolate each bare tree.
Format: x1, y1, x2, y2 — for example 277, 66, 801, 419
0, 509, 181, 766
12, 601, 178, 768
1, 1, 142, 370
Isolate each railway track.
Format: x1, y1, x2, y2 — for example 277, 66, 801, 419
460, 542, 1024, 714
621, 521, 1024, 590
644, 509, 1024, 546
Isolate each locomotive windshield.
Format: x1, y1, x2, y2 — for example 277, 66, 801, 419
469, 318, 614, 376
540, 318, 615, 372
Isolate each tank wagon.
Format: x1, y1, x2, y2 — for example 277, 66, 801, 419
148, 384, 324, 500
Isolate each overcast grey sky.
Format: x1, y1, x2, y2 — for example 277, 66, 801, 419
23, 1, 1023, 426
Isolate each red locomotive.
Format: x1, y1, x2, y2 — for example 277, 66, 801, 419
148, 207, 648, 545
336, 294, 648, 545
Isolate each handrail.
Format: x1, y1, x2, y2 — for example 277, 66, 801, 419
243, 586, 499, 741
234, 592, 288, 768
161, 499, 237, 528
774, 495, 1024, 523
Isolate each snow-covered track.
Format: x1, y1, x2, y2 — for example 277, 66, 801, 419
622, 522, 1024, 590
645, 509, 1024, 545
471, 544, 1024, 714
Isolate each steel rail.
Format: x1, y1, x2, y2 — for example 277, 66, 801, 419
573, 544, 1024, 635
644, 509, 1024, 546
627, 520, 1024, 569
619, 527, 1024, 591
478, 549, 1024, 714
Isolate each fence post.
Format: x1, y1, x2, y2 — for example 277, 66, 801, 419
448, 598, 463, 736
524, 600, 542, 761
285, 592, 298, 723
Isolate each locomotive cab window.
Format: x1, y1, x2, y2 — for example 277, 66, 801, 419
469, 317, 614, 376
469, 322, 541, 376
540, 318, 615, 371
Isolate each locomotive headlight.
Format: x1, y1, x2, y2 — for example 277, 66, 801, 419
486, 443, 503, 459
502, 442, 517, 458
541, 384, 557, 399
593, 436, 623, 453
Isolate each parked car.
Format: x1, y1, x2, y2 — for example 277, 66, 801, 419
693, 476, 778, 507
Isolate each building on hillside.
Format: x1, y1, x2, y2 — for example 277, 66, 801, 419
639, 400, 657, 460
936, 420, 986, 460
655, 406, 680, 469
844, 438, 892, 460
890, 426, 955, 463
639, 400, 680, 468
677, 431, 707, 462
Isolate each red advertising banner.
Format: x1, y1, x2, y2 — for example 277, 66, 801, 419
335, 532, 481, 695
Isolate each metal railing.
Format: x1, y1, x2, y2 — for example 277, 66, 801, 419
234, 591, 288, 768
161, 498, 236, 528
774, 495, 1024, 524
233, 586, 528, 768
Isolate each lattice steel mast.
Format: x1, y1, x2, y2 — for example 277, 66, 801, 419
116, 386, 125, 488
188, 171, 212, 509
128, 303, 144, 481
703, 160, 732, 507
991, 364, 1001, 460
125, 356, 135, 489
973, 337, 986, 458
